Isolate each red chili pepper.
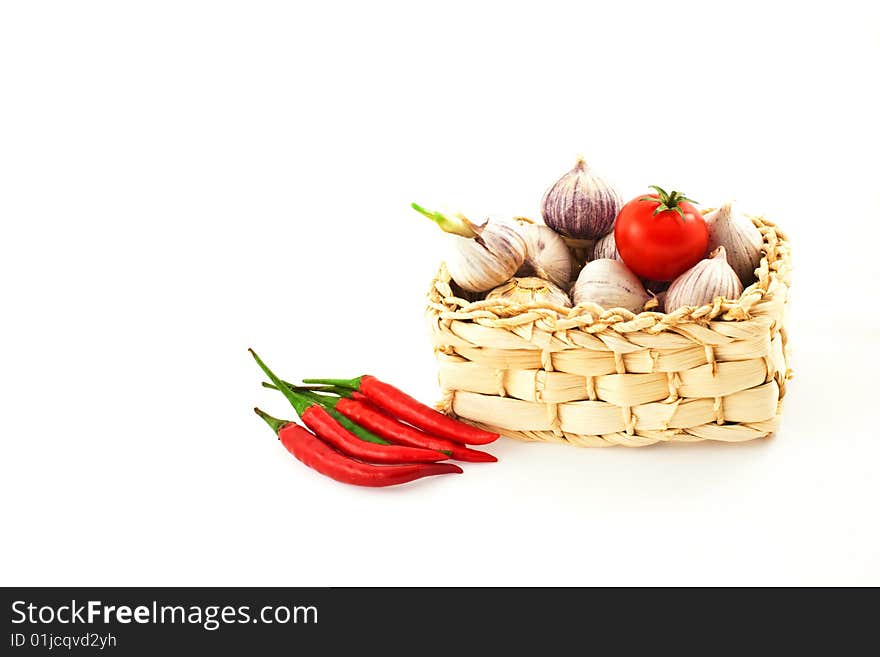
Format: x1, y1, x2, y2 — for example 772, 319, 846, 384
261, 382, 447, 452
302, 375, 499, 445
262, 381, 396, 446
275, 382, 402, 421
254, 408, 462, 487
308, 395, 497, 463
250, 350, 449, 464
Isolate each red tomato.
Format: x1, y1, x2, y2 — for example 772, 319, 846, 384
614, 186, 708, 281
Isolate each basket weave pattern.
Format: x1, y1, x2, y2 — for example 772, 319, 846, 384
428, 216, 792, 447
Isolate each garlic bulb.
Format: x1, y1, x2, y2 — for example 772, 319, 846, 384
487, 276, 572, 307
511, 218, 572, 288
665, 246, 744, 311
412, 202, 526, 293
541, 157, 622, 239
571, 258, 650, 313
704, 202, 763, 286
592, 229, 620, 261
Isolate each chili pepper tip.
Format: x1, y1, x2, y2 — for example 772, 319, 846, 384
459, 449, 497, 463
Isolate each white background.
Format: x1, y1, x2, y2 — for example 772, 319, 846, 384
2, 1, 878, 586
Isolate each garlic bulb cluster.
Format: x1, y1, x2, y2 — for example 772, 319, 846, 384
412, 203, 526, 293
571, 258, 650, 313
592, 229, 620, 261
665, 246, 744, 311
541, 157, 622, 239
512, 218, 572, 288
704, 202, 763, 286
487, 276, 572, 308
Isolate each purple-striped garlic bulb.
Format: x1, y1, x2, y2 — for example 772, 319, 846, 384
592, 229, 621, 261
541, 157, 622, 239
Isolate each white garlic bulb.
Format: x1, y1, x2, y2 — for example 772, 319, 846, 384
571, 258, 650, 313
592, 229, 620, 261
705, 202, 763, 286
444, 224, 525, 293
512, 218, 572, 288
665, 246, 744, 312
487, 276, 572, 307
413, 203, 526, 293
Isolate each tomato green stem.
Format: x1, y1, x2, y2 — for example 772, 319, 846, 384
639, 185, 698, 220
253, 407, 289, 435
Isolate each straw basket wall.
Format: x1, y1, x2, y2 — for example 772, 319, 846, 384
427, 215, 792, 447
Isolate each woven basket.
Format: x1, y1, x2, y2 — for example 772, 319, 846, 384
427, 214, 792, 447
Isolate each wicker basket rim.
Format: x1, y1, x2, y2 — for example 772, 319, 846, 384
427, 214, 791, 329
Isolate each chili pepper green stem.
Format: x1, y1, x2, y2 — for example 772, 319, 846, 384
311, 385, 355, 397
296, 388, 339, 409
264, 381, 355, 397
261, 383, 337, 410
248, 348, 313, 417
253, 407, 288, 434
301, 376, 363, 391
